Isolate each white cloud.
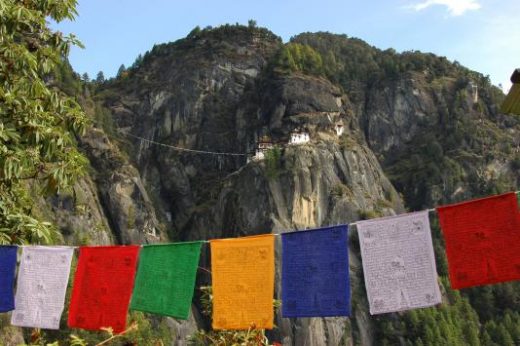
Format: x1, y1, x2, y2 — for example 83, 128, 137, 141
410, 0, 481, 16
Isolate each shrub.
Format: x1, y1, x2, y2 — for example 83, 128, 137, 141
264, 147, 283, 179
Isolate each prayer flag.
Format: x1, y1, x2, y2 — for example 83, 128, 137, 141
281, 225, 350, 317
210, 234, 274, 330
68, 246, 140, 333
437, 192, 520, 289
130, 242, 202, 319
0, 246, 17, 312
357, 212, 441, 314
11, 247, 74, 329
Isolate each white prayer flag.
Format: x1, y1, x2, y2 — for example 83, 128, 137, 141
11, 246, 74, 329
357, 211, 441, 315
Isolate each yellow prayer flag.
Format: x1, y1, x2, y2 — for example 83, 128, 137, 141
210, 234, 275, 330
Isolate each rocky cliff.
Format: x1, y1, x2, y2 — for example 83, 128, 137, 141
91, 28, 408, 344
4, 25, 519, 345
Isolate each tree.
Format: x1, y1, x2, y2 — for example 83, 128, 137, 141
131, 54, 143, 69
248, 19, 257, 28
81, 72, 89, 82
272, 43, 324, 77
276, 46, 297, 72
0, 0, 90, 244
95, 71, 105, 83
188, 25, 201, 38
117, 64, 126, 78
495, 325, 515, 346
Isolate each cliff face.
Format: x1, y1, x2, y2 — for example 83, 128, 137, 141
360, 71, 519, 208
4, 25, 519, 345
85, 28, 407, 344
101, 28, 281, 241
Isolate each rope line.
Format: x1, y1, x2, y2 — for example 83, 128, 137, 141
4, 210, 458, 248
121, 132, 247, 156
17, 193, 518, 247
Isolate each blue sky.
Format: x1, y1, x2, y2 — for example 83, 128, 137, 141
52, 0, 519, 90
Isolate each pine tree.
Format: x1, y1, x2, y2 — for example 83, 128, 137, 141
495, 325, 514, 346
279, 46, 297, 72
424, 326, 436, 345
481, 331, 493, 346
188, 26, 201, 38
132, 54, 143, 69
117, 64, 126, 78
82, 72, 90, 82
95, 71, 105, 83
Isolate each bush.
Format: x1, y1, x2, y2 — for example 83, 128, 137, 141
264, 147, 283, 179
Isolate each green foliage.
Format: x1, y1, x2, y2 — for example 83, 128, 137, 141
385, 83, 517, 210
187, 26, 202, 39
95, 71, 105, 84
264, 146, 283, 179
270, 43, 324, 76
51, 59, 83, 97
135, 23, 281, 65
0, 0, 90, 244
127, 204, 136, 229
331, 183, 352, 198
69, 335, 88, 346
131, 54, 143, 70
373, 285, 481, 346
23, 316, 170, 346
481, 311, 520, 346
90, 102, 115, 137
116, 64, 126, 78
290, 32, 499, 97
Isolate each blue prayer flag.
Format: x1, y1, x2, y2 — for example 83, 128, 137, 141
0, 246, 17, 312
281, 225, 350, 318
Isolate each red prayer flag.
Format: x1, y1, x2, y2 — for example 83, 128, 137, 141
68, 246, 140, 333
437, 192, 520, 289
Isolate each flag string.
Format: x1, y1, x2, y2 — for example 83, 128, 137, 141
6, 192, 519, 331
16, 193, 518, 248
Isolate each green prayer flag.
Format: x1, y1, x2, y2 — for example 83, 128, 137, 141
130, 242, 202, 319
